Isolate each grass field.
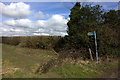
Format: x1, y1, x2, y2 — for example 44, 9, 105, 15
2, 44, 59, 78
2, 44, 119, 78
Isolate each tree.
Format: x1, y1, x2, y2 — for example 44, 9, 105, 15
66, 2, 104, 49
55, 2, 119, 58
104, 10, 119, 25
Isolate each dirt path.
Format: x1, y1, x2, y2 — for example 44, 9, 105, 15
98, 65, 119, 78
101, 68, 118, 78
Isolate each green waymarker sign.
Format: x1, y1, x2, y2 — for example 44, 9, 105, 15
88, 32, 95, 36
88, 31, 98, 63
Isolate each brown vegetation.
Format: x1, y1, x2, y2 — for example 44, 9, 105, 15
1, 36, 61, 50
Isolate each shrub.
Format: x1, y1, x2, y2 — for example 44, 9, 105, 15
2, 36, 60, 50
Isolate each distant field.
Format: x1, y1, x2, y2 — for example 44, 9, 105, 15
2, 44, 119, 78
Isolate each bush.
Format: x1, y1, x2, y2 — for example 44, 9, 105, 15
2, 36, 61, 50
2, 37, 20, 46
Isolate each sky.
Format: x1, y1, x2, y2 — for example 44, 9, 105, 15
0, 2, 119, 36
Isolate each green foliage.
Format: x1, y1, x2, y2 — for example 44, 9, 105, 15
50, 64, 98, 78
96, 24, 120, 56
104, 10, 120, 25
67, 3, 103, 36
2, 36, 60, 50
65, 2, 104, 50
50, 60, 118, 78
57, 2, 120, 57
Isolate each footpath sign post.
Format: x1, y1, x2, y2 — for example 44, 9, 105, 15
88, 31, 98, 63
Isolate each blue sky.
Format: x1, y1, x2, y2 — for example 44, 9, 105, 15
2, 2, 118, 21
2, 2, 73, 21
0, 2, 119, 36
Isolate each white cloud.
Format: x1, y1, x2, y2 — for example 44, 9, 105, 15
35, 20, 46, 28
45, 15, 68, 32
0, 26, 27, 36
4, 19, 33, 28
34, 11, 44, 19
34, 11, 50, 19
2, 14, 68, 36
34, 28, 47, 33
3, 20, 16, 26
0, 27, 8, 32
0, 2, 31, 18
0, 22, 3, 27
33, 15, 68, 36
0, 22, 30, 36
33, 33, 50, 36
0, 15, 2, 22
0, 2, 69, 36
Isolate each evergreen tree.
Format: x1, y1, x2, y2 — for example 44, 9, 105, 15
66, 2, 103, 49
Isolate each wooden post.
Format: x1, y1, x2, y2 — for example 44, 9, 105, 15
89, 48, 93, 61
